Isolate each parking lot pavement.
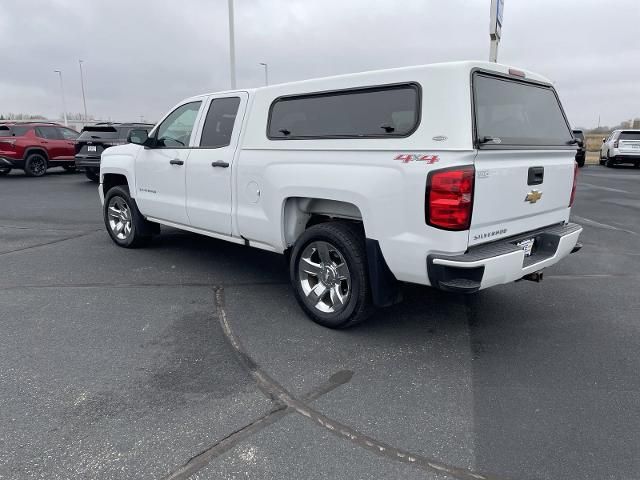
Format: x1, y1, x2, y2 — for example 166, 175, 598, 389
1, 166, 639, 480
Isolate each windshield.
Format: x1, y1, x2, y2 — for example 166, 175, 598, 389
473, 73, 573, 147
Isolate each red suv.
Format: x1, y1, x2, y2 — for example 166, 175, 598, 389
0, 123, 79, 177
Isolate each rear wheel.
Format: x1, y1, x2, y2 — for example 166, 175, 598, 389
0, 167, 10, 176
103, 185, 152, 248
85, 168, 99, 182
576, 157, 585, 168
24, 153, 48, 177
290, 222, 373, 329
605, 156, 615, 168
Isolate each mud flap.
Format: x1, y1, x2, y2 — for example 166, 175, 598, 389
366, 239, 402, 308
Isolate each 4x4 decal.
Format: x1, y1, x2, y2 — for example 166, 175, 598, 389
394, 153, 439, 164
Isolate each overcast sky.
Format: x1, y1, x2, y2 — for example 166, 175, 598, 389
1, 0, 638, 127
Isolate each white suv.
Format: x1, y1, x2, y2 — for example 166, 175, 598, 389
99, 61, 582, 328
600, 129, 640, 168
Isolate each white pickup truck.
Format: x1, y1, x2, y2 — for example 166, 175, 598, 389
99, 61, 582, 328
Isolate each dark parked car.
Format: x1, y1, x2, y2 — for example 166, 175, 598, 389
572, 129, 586, 167
75, 123, 154, 181
0, 122, 79, 176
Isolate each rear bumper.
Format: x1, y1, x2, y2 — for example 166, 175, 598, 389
427, 223, 582, 293
75, 155, 101, 169
610, 154, 640, 164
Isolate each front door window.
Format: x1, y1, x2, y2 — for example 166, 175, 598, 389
155, 102, 202, 148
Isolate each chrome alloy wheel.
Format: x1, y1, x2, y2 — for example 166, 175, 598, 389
107, 197, 132, 241
298, 241, 351, 313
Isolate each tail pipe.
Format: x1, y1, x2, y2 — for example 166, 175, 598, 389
522, 271, 544, 283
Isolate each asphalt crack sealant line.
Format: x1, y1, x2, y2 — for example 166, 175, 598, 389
212, 286, 503, 480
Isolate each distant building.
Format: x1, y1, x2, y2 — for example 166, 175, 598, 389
633, 118, 640, 129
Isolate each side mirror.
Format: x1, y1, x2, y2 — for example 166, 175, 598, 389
602, 137, 606, 143
576, 139, 584, 148
127, 129, 149, 145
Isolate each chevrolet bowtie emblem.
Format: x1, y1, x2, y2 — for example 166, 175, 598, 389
525, 190, 543, 203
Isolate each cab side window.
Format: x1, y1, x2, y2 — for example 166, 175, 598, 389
200, 97, 241, 148
155, 102, 202, 148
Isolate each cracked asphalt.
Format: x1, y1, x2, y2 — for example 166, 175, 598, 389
1, 166, 639, 479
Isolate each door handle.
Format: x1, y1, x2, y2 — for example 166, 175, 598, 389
211, 161, 229, 168
169, 159, 184, 166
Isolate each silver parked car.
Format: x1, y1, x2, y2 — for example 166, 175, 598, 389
599, 129, 640, 168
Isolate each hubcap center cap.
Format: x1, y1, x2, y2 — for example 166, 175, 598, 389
322, 265, 337, 286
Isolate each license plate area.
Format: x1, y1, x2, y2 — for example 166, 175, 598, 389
516, 238, 535, 257
87, 145, 97, 152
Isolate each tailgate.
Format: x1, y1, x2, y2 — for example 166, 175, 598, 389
470, 150, 574, 246
469, 70, 576, 247
618, 139, 640, 154
75, 126, 121, 156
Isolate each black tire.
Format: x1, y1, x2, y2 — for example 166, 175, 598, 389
576, 157, 585, 168
0, 167, 10, 176
605, 156, 615, 168
24, 153, 48, 177
103, 185, 152, 248
289, 221, 373, 329
85, 168, 99, 182
62, 164, 77, 173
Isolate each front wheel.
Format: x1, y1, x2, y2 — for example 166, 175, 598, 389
103, 185, 152, 248
289, 222, 373, 329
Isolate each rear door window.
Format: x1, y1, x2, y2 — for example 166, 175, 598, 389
473, 73, 573, 147
36, 126, 62, 139
200, 97, 241, 148
268, 84, 420, 139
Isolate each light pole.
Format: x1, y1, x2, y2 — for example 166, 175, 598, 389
79, 60, 88, 121
489, 0, 504, 62
228, 0, 237, 89
259, 62, 269, 86
54, 70, 68, 126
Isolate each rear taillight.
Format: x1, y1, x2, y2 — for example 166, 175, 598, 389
426, 166, 475, 230
613, 140, 619, 148
569, 162, 578, 207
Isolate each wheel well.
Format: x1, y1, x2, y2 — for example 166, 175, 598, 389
24, 148, 49, 160
283, 197, 363, 247
103, 173, 128, 194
